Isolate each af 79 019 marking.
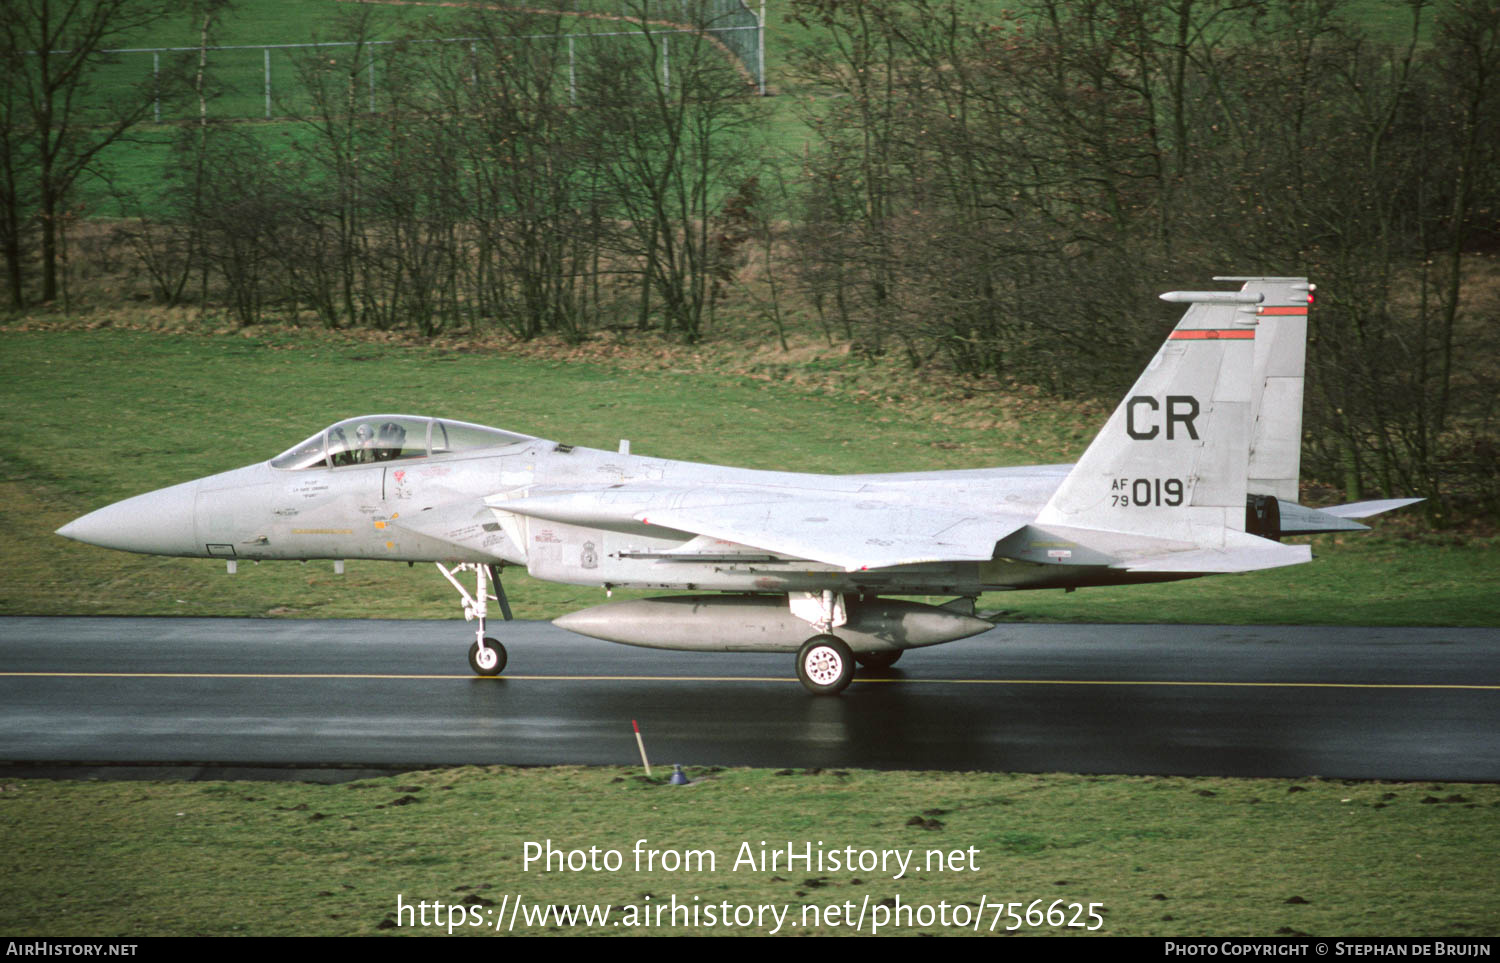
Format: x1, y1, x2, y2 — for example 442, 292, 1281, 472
1111, 478, 1186, 507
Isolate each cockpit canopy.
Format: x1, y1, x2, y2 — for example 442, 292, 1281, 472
270, 415, 533, 470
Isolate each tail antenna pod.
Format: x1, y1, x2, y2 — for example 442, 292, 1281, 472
1158, 291, 1264, 305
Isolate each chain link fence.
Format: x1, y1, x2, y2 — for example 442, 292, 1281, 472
99, 0, 763, 123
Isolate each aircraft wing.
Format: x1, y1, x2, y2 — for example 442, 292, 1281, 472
498, 486, 1027, 571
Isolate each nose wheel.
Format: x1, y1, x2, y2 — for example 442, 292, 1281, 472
469, 637, 507, 676
796, 634, 854, 695
438, 562, 513, 677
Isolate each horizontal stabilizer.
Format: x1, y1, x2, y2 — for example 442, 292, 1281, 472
1114, 531, 1311, 573
1276, 501, 1368, 535
1319, 497, 1424, 519
1273, 497, 1423, 536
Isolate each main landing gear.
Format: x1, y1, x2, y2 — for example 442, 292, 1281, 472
789, 590, 911, 693
792, 636, 902, 694
437, 562, 512, 677
796, 634, 855, 695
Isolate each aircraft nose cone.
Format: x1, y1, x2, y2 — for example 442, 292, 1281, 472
56, 479, 201, 556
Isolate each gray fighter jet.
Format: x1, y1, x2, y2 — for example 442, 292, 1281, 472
57, 277, 1418, 693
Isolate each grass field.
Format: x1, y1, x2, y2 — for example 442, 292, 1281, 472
2, 767, 1497, 936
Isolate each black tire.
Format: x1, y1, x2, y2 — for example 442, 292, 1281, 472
468, 637, 507, 677
796, 634, 854, 695
855, 649, 902, 670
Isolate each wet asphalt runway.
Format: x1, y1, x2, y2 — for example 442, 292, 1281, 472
1, 616, 1496, 781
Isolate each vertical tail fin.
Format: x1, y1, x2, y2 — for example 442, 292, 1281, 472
1223, 277, 1312, 503
1036, 286, 1264, 547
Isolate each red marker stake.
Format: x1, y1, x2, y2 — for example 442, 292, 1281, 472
633, 719, 652, 777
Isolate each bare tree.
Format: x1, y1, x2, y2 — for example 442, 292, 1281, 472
431, 11, 605, 340
0, 0, 181, 308
580, 0, 764, 342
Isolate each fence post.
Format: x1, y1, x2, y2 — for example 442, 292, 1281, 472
153, 51, 161, 122
758, 0, 766, 96
264, 47, 271, 119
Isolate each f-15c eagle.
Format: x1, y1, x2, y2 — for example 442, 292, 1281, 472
58, 277, 1418, 693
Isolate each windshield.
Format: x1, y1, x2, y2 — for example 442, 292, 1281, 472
270, 415, 532, 470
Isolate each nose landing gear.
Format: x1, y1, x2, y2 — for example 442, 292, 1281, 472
437, 562, 512, 677
468, 636, 507, 676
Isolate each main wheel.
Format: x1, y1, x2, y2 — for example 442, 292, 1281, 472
855, 649, 902, 670
468, 637, 507, 677
796, 634, 854, 695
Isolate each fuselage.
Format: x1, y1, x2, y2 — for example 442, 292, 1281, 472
57, 416, 1167, 596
